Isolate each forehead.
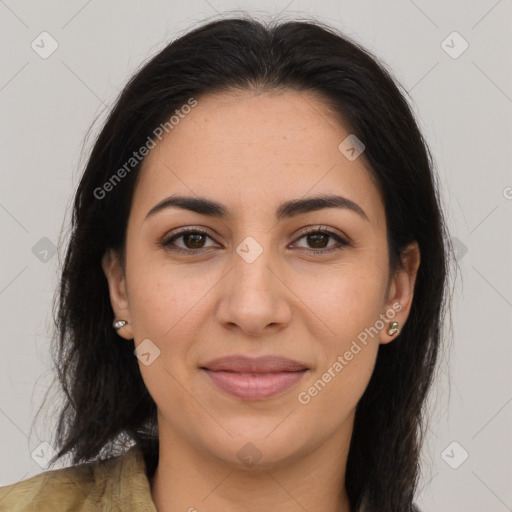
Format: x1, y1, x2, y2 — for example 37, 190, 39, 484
130, 89, 385, 228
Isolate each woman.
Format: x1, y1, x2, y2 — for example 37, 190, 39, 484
0, 14, 452, 512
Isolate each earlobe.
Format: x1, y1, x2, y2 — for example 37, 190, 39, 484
101, 250, 133, 339
379, 241, 420, 345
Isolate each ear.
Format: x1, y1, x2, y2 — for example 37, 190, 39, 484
101, 249, 134, 340
379, 241, 420, 345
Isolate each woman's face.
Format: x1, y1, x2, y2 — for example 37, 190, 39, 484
103, 89, 419, 469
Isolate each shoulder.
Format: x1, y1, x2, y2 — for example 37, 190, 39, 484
0, 459, 99, 512
0, 446, 153, 512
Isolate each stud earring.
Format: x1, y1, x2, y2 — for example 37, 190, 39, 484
112, 319, 128, 331
387, 321, 400, 336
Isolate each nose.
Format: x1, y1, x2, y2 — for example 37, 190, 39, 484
215, 243, 292, 337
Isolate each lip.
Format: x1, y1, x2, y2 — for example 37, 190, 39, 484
200, 354, 310, 401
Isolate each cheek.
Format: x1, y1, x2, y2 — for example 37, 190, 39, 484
124, 243, 204, 338
125, 263, 207, 412
293, 260, 387, 341
293, 268, 384, 417
291, 258, 386, 398
296, 345, 377, 430
127, 276, 180, 339
124, 256, 223, 394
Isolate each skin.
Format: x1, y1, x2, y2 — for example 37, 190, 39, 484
102, 89, 420, 512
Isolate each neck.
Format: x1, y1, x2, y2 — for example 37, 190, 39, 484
149, 421, 354, 512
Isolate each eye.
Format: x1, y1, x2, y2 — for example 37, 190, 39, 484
291, 226, 349, 254
160, 228, 217, 253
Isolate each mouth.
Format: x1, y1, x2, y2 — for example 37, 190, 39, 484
199, 354, 310, 401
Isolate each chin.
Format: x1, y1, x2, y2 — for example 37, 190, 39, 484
202, 428, 311, 470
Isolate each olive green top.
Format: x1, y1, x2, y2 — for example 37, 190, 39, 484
0, 446, 156, 512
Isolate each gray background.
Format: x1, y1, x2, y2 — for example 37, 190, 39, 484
1, 1, 511, 510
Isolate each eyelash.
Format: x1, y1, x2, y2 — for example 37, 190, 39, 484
160, 226, 349, 255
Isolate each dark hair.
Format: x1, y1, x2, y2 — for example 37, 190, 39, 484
40, 14, 453, 512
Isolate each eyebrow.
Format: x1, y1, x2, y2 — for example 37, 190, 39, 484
145, 194, 369, 222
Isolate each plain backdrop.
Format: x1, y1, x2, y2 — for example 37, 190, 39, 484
0, 1, 511, 511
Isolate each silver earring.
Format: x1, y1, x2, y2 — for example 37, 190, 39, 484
387, 321, 400, 336
113, 319, 128, 331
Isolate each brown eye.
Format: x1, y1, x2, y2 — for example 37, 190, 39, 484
161, 228, 217, 252
306, 233, 330, 249
293, 227, 349, 254
181, 232, 207, 249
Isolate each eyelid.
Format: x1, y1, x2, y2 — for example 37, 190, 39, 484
160, 227, 218, 250
293, 224, 348, 242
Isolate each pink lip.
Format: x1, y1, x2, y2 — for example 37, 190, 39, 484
200, 354, 310, 400
202, 369, 307, 400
